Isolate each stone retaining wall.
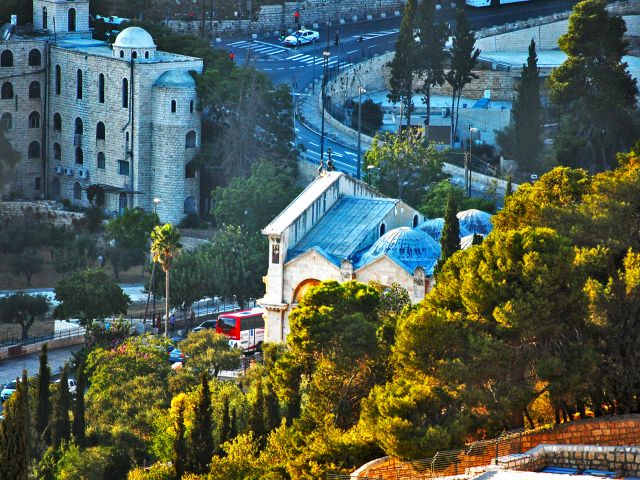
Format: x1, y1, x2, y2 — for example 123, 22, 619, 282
0, 334, 85, 361
0, 201, 85, 227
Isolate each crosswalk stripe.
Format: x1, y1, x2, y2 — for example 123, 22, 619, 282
286, 53, 307, 60
228, 40, 249, 46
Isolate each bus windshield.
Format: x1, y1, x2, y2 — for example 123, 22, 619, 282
217, 316, 236, 332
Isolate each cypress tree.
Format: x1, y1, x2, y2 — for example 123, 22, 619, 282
51, 364, 70, 448
472, 233, 484, 246
248, 379, 266, 445
35, 343, 52, 442
229, 408, 238, 440
263, 380, 280, 434
189, 372, 214, 473
217, 397, 230, 454
0, 373, 29, 480
513, 39, 543, 171
72, 360, 86, 447
21, 369, 31, 461
438, 192, 460, 270
505, 175, 513, 197
172, 399, 187, 480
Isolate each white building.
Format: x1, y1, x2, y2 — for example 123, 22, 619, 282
1, 0, 203, 224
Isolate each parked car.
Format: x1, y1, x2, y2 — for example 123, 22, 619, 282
54, 378, 78, 395
0, 380, 18, 402
169, 347, 187, 364
283, 29, 319, 46
192, 319, 216, 333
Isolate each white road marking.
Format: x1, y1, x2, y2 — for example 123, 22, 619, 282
344, 151, 357, 157
308, 141, 319, 147
346, 50, 357, 54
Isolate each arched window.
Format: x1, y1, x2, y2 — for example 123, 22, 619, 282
144, 51, 149, 59
53, 113, 62, 131
1, 82, 13, 99
55, 65, 61, 95
74, 117, 83, 135
0, 50, 13, 67
98, 73, 104, 103
119, 50, 124, 58
118, 193, 127, 214
1, 112, 12, 131
28, 49, 41, 66
122, 78, 128, 108
379, 223, 386, 237
29, 81, 41, 99
68, 8, 76, 32
75, 147, 83, 165
183, 196, 196, 214
96, 122, 105, 140
29, 111, 40, 128
28, 141, 40, 158
76, 69, 82, 99
51, 178, 61, 197
73, 182, 82, 200
131, 51, 137, 59
185, 130, 196, 148
189, 99, 194, 113
97, 152, 105, 169
413, 214, 419, 228
53, 143, 61, 160
185, 161, 196, 178
171, 100, 176, 113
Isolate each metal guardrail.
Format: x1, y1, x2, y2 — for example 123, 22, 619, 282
0, 326, 85, 349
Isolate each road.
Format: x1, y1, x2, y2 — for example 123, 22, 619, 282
215, 0, 579, 180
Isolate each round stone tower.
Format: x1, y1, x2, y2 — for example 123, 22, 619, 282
151, 70, 200, 225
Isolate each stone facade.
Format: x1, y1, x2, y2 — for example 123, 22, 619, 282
2, 0, 203, 225
0, 200, 85, 227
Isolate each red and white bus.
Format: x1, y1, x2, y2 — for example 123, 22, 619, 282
216, 307, 265, 353
465, 0, 530, 7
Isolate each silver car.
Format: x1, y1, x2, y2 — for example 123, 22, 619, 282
283, 29, 319, 46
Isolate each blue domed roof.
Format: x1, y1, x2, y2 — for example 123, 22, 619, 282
359, 227, 441, 275
416, 217, 471, 241
154, 70, 196, 89
457, 209, 493, 236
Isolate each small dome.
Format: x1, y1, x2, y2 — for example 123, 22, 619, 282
114, 27, 155, 49
154, 70, 196, 89
416, 217, 471, 242
457, 209, 493, 236
360, 227, 441, 275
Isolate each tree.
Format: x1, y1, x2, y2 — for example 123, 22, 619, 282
35, 344, 52, 442
0, 128, 21, 197
0, 293, 50, 340
72, 360, 86, 447
351, 99, 384, 136
150, 223, 182, 337
179, 329, 242, 378
172, 398, 187, 480
445, 9, 480, 146
388, 0, 418, 130
512, 39, 543, 171
263, 380, 280, 434
51, 364, 71, 448
247, 378, 266, 445
0, 0, 32, 26
364, 132, 446, 206
416, 0, 448, 140
420, 179, 496, 218
54, 268, 130, 325
189, 372, 214, 473
10, 248, 43, 286
548, 0, 639, 171
217, 397, 231, 454
438, 192, 460, 268
0, 370, 29, 480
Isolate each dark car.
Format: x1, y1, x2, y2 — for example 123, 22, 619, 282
192, 320, 216, 333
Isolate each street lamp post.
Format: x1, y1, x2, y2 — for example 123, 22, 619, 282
356, 86, 366, 180
466, 126, 478, 197
367, 164, 375, 186
312, 38, 316, 93
319, 48, 330, 163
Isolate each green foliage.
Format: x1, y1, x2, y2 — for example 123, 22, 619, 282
212, 160, 301, 231
208, 433, 263, 480
0, 370, 30, 480
188, 373, 214, 473
179, 330, 241, 378
0, 293, 49, 339
72, 360, 86, 447
438, 192, 460, 269
351, 99, 384, 135
10, 248, 43, 286
0, 0, 32, 25
172, 397, 188, 480
364, 133, 446, 207
420, 179, 496, 217
54, 268, 130, 325
151, 223, 182, 337
52, 233, 97, 275
549, 0, 639, 170
36, 344, 52, 441
54, 443, 112, 480
51, 364, 71, 448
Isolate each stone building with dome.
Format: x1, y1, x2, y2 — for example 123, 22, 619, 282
0, 0, 203, 223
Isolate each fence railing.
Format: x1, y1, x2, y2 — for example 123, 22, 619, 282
0, 326, 86, 349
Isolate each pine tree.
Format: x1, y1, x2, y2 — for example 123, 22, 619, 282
388, 0, 418, 131
416, 0, 447, 140
35, 343, 52, 443
51, 364, 70, 448
505, 175, 513, 197
445, 9, 480, 146
248, 378, 266, 445
72, 360, 86, 447
189, 372, 214, 473
513, 39, 543, 171
263, 380, 280, 434
0, 373, 29, 480
172, 399, 187, 480
217, 397, 230, 454
439, 192, 460, 269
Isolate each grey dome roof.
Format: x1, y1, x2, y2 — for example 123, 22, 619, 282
114, 27, 156, 49
416, 217, 471, 242
457, 209, 493, 236
359, 227, 441, 275
154, 70, 196, 88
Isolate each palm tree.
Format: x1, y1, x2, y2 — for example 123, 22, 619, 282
151, 223, 182, 337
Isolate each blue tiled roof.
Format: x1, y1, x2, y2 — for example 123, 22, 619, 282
286, 196, 398, 265
357, 227, 441, 275
457, 209, 493, 236
416, 217, 471, 241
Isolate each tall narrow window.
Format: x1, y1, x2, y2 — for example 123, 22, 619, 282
28, 141, 40, 159
1, 82, 13, 99
29, 111, 40, 128
97, 152, 105, 169
74, 117, 83, 135
118, 160, 130, 176
0, 50, 13, 67
144, 51, 149, 59
98, 73, 104, 103
68, 8, 76, 32
42, 7, 47, 30
189, 100, 194, 113
185, 130, 196, 148
55, 65, 61, 95
96, 121, 105, 140
28, 49, 41, 66
171, 100, 176, 113
122, 78, 128, 108
75, 147, 83, 165
131, 51, 137, 59
53, 143, 61, 160
53, 113, 62, 131
0, 112, 11, 131
29, 81, 41, 98
73, 182, 82, 200
76, 69, 82, 99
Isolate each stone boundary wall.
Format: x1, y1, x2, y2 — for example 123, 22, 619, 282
0, 201, 85, 227
0, 334, 85, 361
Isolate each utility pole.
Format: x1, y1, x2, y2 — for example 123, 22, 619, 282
319, 24, 331, 162
357, 86, 365, 180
